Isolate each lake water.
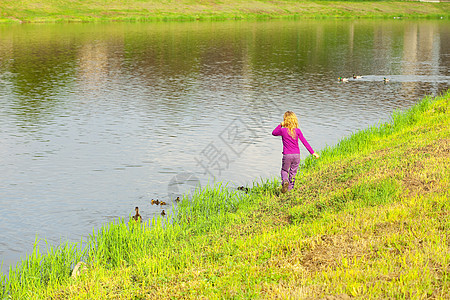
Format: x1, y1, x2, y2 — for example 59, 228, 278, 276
0, 20, 449, 275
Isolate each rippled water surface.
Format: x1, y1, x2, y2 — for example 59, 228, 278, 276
0, 20, 449, 274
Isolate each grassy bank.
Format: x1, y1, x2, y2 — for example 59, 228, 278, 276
1, 90, 448, 299
0, 0, 449, 23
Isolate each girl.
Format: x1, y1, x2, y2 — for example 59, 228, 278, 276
272, 111, 319, 193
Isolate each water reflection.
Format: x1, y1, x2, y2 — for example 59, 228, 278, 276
0, 20, 448, 275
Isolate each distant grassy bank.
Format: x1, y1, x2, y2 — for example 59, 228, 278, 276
1, 91, 448, 298
0, 0, 449, 23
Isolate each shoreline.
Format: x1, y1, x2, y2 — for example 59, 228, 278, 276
0, 1, 449, 23
1, 90, 449, 298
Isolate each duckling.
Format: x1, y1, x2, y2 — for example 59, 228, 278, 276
338, 77, 349, 82
237, 186, 249, 192
160, 201, 167, 205
161, 210, 166, 216
153, 199, 160, 205
132, 206, 141, 222
175, 196, 181, 202
383, 77, 390, 83
353, 74, 362, 79
151, 199, 156, 205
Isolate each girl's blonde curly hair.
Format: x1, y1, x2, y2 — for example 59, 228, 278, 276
282, 111, 298, 139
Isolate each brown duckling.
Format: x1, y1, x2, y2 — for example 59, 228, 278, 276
160, 201, 167, 205
161, 210, 166, 216
152, 199, 160, 205
175, 196, 181, 202
151, 199, 155, 205
132, 206, 141, 222
237, 186, 249, 192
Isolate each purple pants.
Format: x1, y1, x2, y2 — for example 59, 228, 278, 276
281, 154, 300, 190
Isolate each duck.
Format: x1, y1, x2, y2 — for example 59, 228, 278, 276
338, 77, 349, 82
151, 199, 160, 205
353, 74, 362, 79
161, 210, 166, 216
132, 207, 141, 222
175, 196, 181, 202
383, 77, 390, 83
160, 201, 167, 205
237, 186, 249, 192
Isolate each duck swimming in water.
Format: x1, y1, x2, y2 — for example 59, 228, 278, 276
132, 207, 141, 222
161, 210, 166, 216
338, 77, 349, 82
151, 199, 160, 205
353, 74, 362, 79
175, 197, 180, 202
383, 77, 390, 83
160, 201, 167, 205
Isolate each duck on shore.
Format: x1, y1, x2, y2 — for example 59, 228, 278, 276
237, 186, 249, 193
132, 207, 141, 222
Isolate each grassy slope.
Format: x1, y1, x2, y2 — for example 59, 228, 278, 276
0, 0, 449, 23
14, 91, 442, 299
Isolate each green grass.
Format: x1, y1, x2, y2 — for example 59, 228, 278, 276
0, 0, 448, 23
0, 90, 449, 299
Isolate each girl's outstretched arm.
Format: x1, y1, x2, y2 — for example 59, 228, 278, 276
298, 129, 319, 158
